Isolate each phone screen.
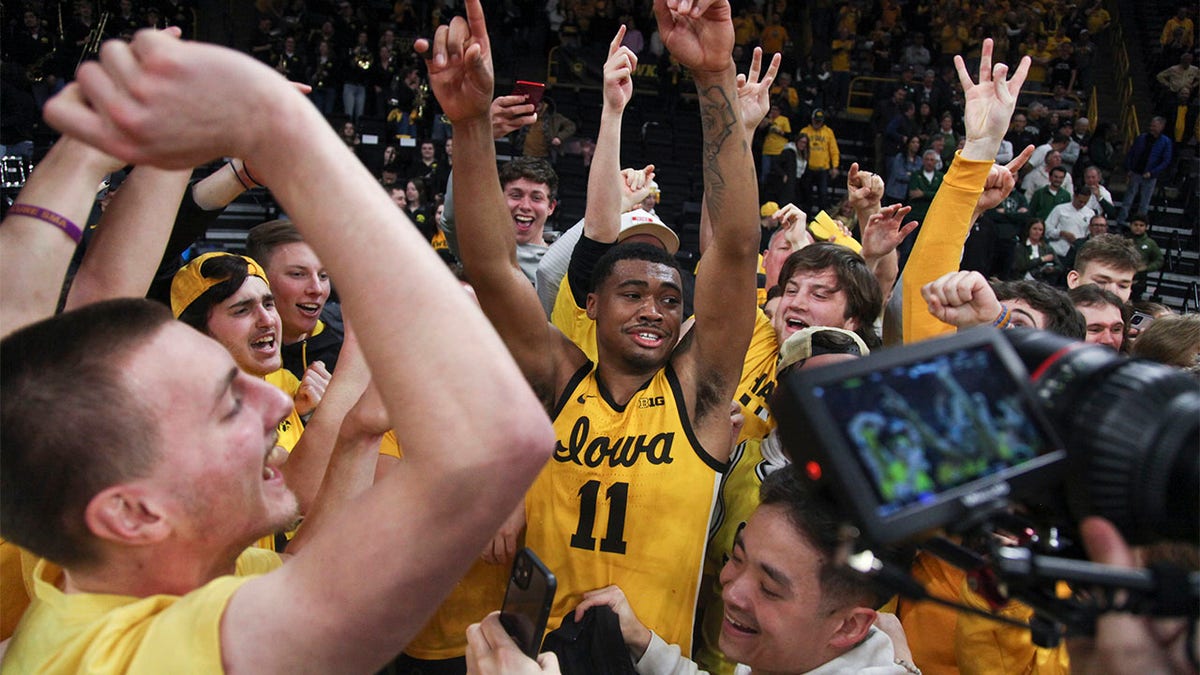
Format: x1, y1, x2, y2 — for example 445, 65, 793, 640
499, 548, 557, 658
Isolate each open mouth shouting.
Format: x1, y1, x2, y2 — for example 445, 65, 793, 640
262, 444, 288, 483
513, 214, 535, 235
781, 315, 810, 337
251, 332, 277, 355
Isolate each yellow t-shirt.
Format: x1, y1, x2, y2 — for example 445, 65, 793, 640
2, 549, 282, 674
762, 115, 792, 156
257, 369, 306, 552
551, 275, 599, 363
264, 368, 305, 453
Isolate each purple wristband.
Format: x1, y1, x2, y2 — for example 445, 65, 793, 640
7, 204, 83, 245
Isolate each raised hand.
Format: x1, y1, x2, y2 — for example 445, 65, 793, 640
956, 38, 1031, 160
490, 95, 537, 139
860, 203, 918, 261
293, 360, 333, 417
603, 26, 638, 112
45, 28, 294, 168
620, 164, 657, 212
921, 270, 1004, 328
845, 163, 885, 218
653, 0, 735, 75
415, 0, 493, 124
736, 47, 781, 133
975, 144, 1035, 216
773, 203, 815, 250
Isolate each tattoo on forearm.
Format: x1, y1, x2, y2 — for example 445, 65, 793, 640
697, 83, 738, 201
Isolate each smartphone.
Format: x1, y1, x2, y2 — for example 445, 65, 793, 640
1129, 310, 1156, 331
499, 548, 557, 658
511, 80, 546, 108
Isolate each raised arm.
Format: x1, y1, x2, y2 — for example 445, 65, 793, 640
655, 0, 759, 420
900, 38, 1030, 344
420, 4, 577, 403
699, 46, 779, 254
582, 27, 639, 245
63, 165, 191, 310
0, 137, 124, 337
44, 25, 554, 673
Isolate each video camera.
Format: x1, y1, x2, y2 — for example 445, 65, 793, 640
773, 327, 1199, 644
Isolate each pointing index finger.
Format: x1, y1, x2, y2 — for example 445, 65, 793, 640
464, 0, 491, 52
610, 24, 627, 56
1006, 144, 1035, 174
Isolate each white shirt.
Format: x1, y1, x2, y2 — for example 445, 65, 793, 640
1045, 202, 1097, 257
1085, 184, 1114, 214
1022, 166, 1074, 201
634, 627, 908, 675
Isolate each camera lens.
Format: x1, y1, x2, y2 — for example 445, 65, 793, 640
1006, 329, 1200, 545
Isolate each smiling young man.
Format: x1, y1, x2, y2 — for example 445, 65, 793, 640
247, 219, 345, 379
771, 243, 884, 351
567, 467, 913, 675
1069, 284, 1128, 351
171, 252, 309, 441
439, 156, 559, 284
433, 0, 760, 654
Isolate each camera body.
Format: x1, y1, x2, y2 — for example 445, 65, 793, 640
774, 327, 1198, 549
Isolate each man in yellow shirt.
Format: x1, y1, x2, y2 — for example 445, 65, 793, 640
800, 109, 841, 212
759, 103, 791, 181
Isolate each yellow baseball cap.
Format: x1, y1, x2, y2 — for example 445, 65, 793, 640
170, 252, 269, 318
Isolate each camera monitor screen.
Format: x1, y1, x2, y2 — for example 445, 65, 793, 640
775, 328, 1066, 546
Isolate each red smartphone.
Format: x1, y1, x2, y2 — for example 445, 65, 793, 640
511, 80, 546, 108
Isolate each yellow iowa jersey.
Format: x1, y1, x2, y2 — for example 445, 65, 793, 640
526, 362, 726, 655
695, 311, 778, 673
695, 436, 770, 674
734, 310, 780, 444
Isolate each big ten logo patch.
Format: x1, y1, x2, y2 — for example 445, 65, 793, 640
637, 395, 665, 409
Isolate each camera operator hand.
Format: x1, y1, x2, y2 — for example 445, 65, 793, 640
1067, 517, 1198, 675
